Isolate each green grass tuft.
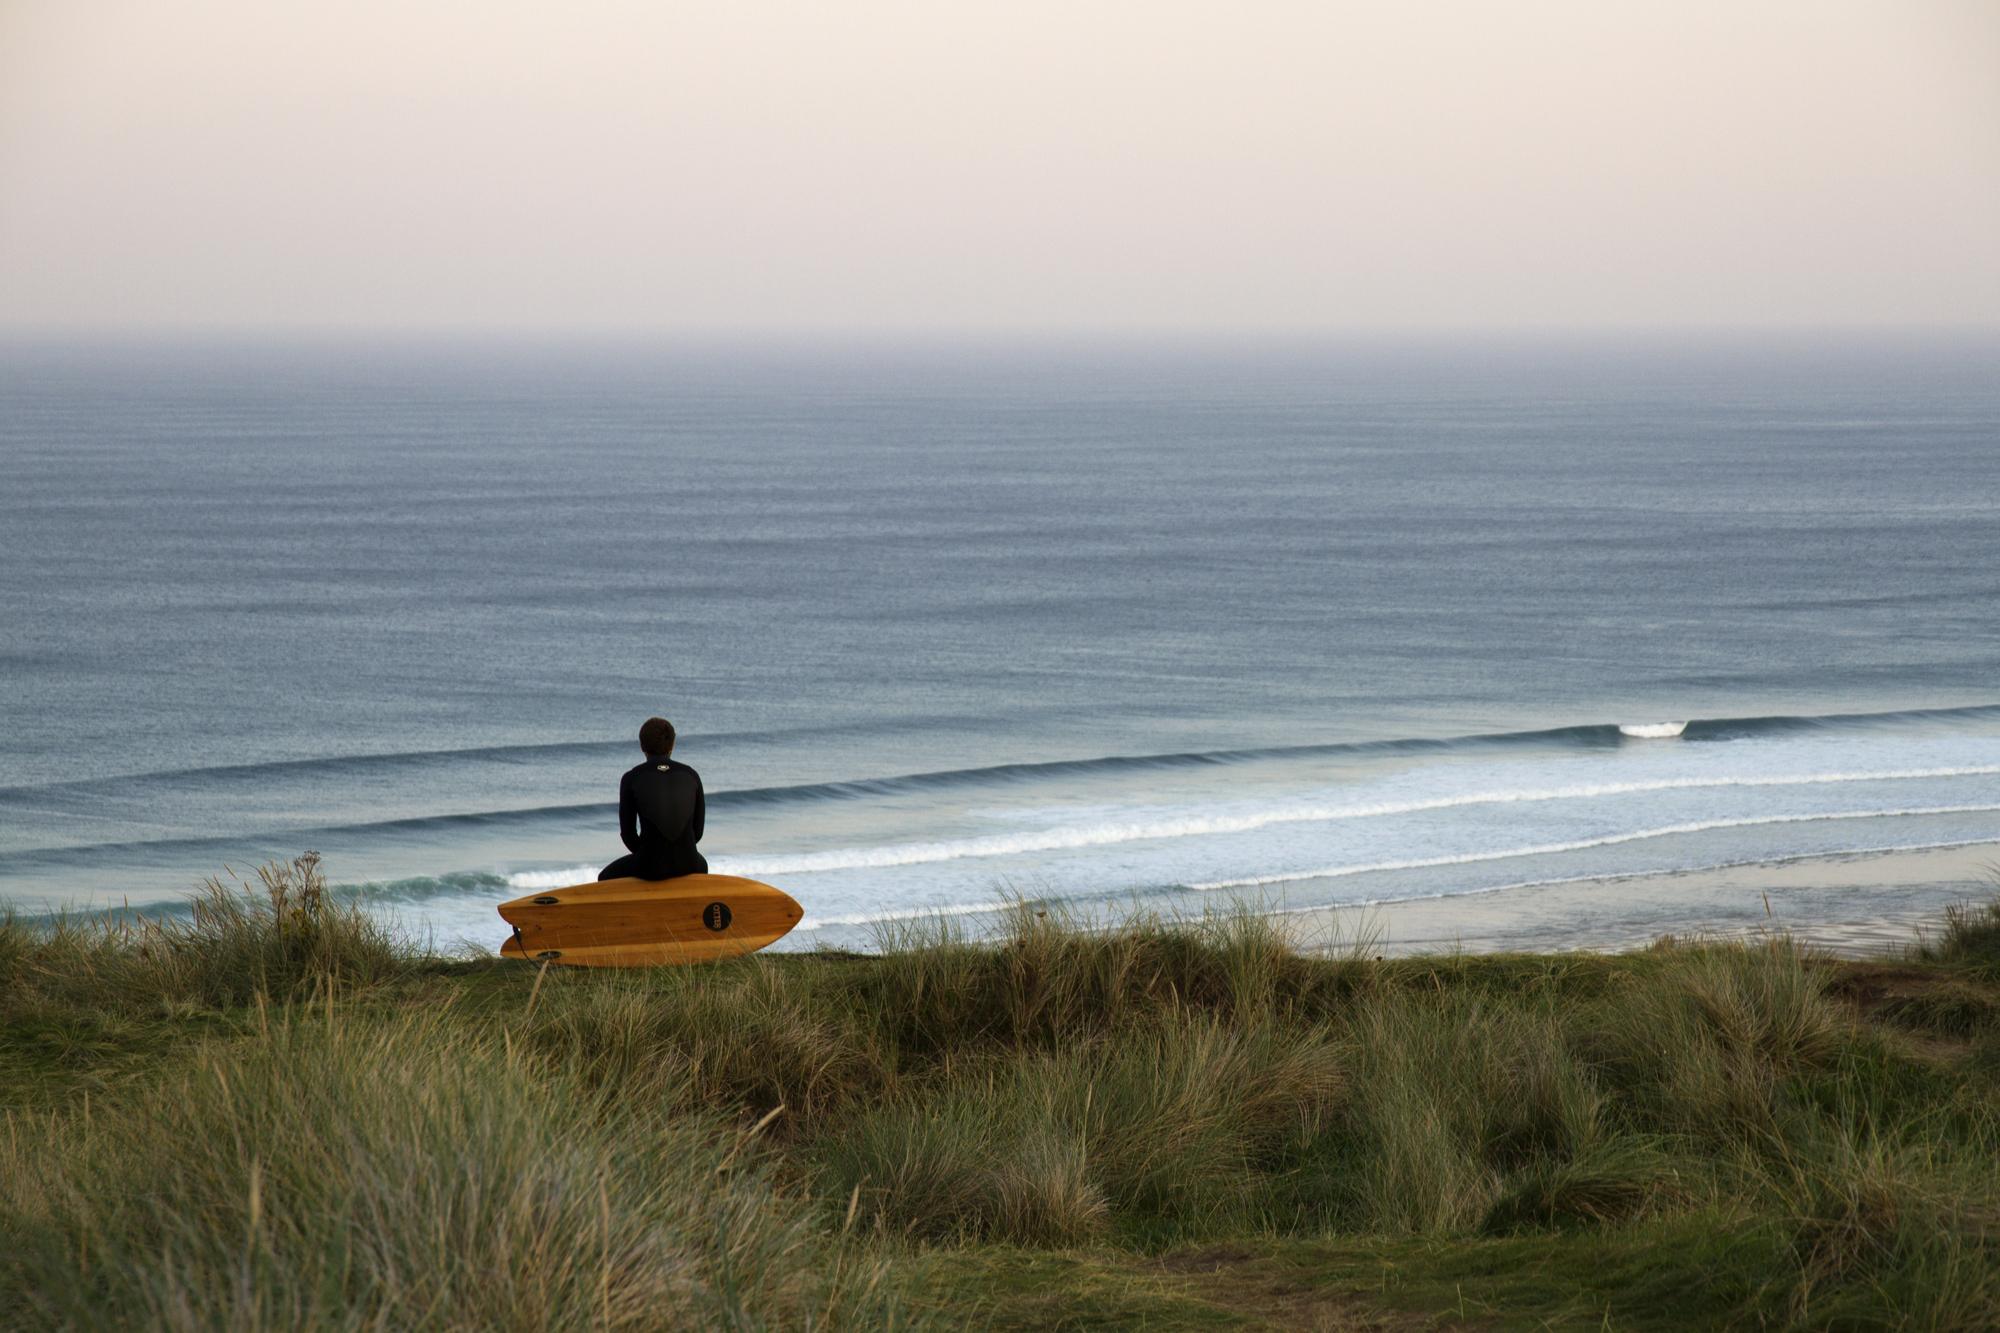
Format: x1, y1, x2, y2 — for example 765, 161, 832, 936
1919, 890, 2000, 975
6, 854, 411, 1014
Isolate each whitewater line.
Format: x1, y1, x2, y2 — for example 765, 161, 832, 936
1183, 804, 2000, 891
705, 767, 2000, 876
789, 834, 2000, 933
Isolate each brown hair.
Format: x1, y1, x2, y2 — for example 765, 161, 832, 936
639, 717, 676, 755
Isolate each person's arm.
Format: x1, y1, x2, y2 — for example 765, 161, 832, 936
690, 775, 705, 845
619, 771, 642, 853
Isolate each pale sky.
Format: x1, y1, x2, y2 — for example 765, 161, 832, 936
1, 0, 1996, 330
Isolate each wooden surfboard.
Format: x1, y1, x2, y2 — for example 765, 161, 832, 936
497, 873, 804, 967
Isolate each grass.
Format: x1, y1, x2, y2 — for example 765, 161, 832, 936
1, 1004, 909, 1332
1915, 893, 2000, 978
2, 854, 409, 1013
4, 865, 1999, 1330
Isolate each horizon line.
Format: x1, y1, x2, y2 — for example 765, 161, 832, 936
4, 319, 1999, 343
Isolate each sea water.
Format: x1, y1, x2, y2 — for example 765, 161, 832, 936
3, 334, 1997, 951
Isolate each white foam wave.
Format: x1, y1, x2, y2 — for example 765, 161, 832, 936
790, 833, 2000, 940
1619, 722, 1687, 738
504, 865, 602, 890
1184, 804, 2000, 891
709, 767, 2000, 877
797, 897, 1013, 931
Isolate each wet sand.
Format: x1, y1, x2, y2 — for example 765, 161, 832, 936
1288, 842, 2000, 959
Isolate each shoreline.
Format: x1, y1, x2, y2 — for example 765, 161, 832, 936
1286, 840, 2000, 959
7, 840, 1996, 962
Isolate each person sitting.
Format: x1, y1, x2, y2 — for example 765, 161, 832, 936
598, 716, 708, 881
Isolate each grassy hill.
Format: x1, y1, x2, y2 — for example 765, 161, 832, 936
4, 856, 1997, 1331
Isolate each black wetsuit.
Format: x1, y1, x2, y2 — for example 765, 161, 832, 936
598, 755, 708, 881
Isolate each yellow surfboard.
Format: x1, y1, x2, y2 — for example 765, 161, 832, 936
497, 873, 803, 967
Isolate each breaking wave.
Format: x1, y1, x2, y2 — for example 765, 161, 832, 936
1185, 804, 2000, 891
703, 769, 2000, 878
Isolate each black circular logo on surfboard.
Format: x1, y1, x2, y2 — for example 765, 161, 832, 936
703, 901, 732, 932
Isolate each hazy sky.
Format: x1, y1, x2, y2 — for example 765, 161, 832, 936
2, 0, 1996, 329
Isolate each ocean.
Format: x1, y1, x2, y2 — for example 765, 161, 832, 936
3, 333, 1997, 953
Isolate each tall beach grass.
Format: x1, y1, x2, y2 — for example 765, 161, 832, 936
0, 1003, 908, 1332
4, 870, 1998, 1329
2, 854, 408, 1014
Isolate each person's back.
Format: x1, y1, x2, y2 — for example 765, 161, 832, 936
599, 717, 709, 881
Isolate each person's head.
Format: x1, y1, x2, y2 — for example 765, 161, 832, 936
639, 717, 675, 757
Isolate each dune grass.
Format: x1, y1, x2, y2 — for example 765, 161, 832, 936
4, 868, 1999, 1330
2, 1006, 914, 1332
1917, 893, 2000, 977
1, 854, 410, 1014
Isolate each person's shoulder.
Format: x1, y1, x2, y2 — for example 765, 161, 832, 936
627, 758, 692, 778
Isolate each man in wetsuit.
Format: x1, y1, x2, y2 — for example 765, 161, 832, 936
598, 716, 709, 881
